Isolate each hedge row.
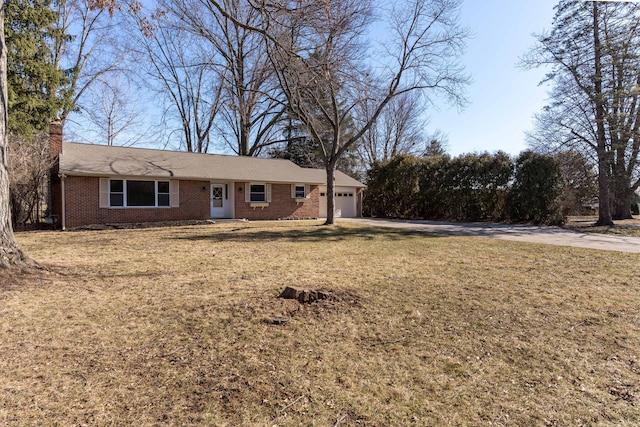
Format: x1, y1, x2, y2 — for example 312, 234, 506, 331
363, 151, 564, 225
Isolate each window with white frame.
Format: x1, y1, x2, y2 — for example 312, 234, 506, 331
249, 184, 267, 202
157, 181, 170, 206
109, 179, 171, 207
294, 184, 305, 199
110, 180, 124, 206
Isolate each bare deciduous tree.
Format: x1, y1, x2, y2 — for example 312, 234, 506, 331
54, 0, 128, 124
128, 6, 223, 153
7, 134, 52, 227
80, 75, 151, 146
359, 91, 428, 167
164, 0, 285, 155
524, 1, 640, 225
250, 0, 469, 224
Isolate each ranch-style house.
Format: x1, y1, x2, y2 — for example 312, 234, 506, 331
48, 123, 365, 229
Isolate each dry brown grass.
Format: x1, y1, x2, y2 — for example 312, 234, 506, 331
566, 216, 640, 237
2, 221, 640, 426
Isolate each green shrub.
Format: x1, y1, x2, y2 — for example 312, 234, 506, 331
507, 151, 564, 225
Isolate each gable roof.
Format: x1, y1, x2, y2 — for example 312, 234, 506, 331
58, 142, 365, 187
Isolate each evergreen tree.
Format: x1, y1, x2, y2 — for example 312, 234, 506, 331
270, 116, 362, 179
5, 0, 68, 135
508, 151, 563, 225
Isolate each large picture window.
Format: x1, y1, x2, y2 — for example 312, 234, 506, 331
109, 179, 170, 207
127, 180, 155, 206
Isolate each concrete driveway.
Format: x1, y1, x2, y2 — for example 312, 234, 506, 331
340, 218, 640, 254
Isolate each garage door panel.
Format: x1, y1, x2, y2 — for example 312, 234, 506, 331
319, 186, 357, 218
335, 189, 356, 217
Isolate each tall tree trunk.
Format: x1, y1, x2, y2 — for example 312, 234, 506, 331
593, 3, 614, 226
240, 115, 250, 156
595, 149, 614, 226
611, 145, 633, 219
612, 193, 632, 220
324, 161, 336, 225
611, 178, 633, 220
0, 5, 30, 268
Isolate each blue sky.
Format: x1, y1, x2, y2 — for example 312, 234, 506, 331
431, 0, 559, 156
66, 0, 560, 156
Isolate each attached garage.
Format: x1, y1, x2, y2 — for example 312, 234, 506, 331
319, 186, 361, 218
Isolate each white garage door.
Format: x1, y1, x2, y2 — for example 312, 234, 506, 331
319, 187, 357, 218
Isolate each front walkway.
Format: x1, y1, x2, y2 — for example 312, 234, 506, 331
340, 218, 640, 254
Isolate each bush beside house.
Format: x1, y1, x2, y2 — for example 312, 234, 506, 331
364, 151, 565, 225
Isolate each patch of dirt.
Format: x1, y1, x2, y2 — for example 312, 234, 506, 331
278, 286, 331, 303
266, 287, 363, 324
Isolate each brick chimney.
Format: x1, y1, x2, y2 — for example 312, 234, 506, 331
48, 121, 63, 227
49, 121, 63, 161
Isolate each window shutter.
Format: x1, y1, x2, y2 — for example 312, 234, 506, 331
170, 180, 179, 207
291, 184, 296, 198
266, 184, 272, 203
305, 184, 310, 198
245, 183, 250, 203
99, 178, 109, 208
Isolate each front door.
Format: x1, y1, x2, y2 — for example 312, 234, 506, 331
211, 184, 225, 218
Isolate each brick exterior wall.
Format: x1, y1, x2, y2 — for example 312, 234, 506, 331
63, 177, 210, 228
234, 183, 320, 220
60, 179, 322, 228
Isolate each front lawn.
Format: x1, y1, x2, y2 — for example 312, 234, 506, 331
2, 221, 639, 426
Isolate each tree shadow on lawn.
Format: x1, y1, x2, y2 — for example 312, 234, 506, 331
168, 224, 445, 244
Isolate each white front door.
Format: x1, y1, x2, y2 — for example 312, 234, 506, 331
211, 184, 226, 218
